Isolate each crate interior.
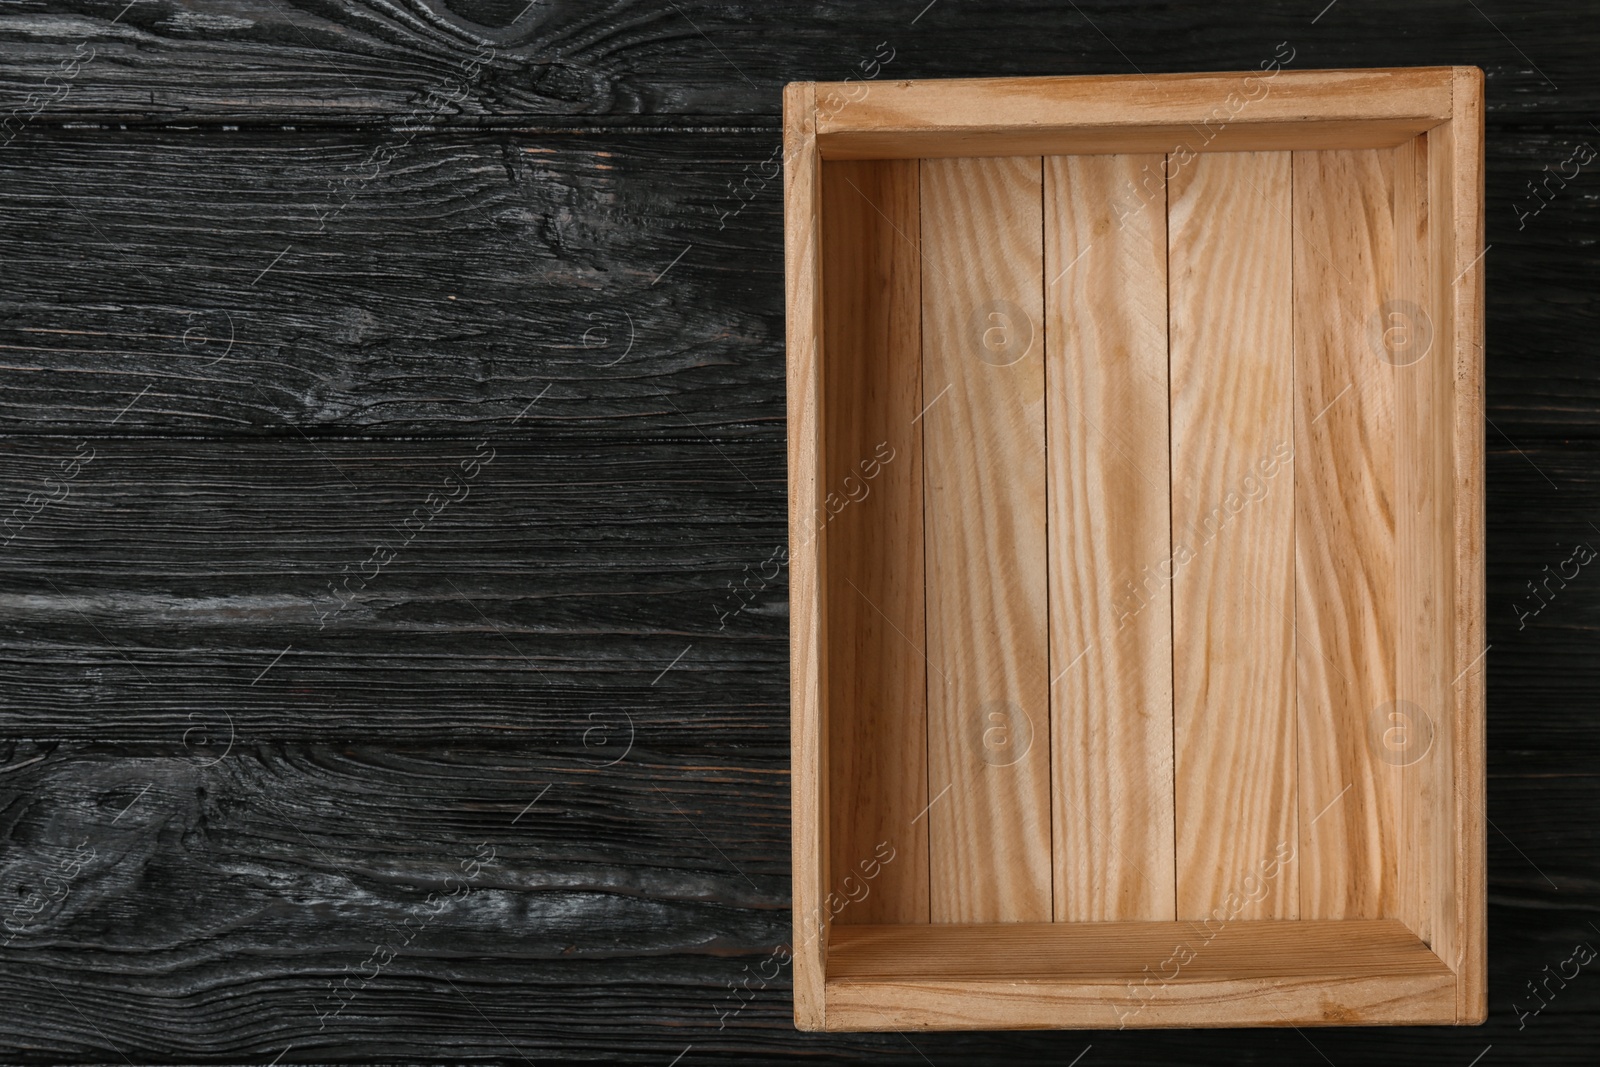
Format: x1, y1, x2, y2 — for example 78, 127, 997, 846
816, 136, 1460, 986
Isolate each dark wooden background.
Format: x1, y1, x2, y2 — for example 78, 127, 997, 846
0, 1, 1594, 1062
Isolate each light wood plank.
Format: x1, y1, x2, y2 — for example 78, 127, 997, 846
1168, 151, 1297, 921
1419, 115, 1460, 993
1293, 148, 1400, 921
1044, 153, 1174, 922
824, 971, 1456, 1030
921, 155, 1050, 923
1448, 64, 1488, 1025
782, 80, 828, 1032
820, 159, 928, 924
828, 919, 1451, 981
1391, 132, 1454, 960
815, 68, 1455, 159
820, 119, 1447, 161
827, 920, 1454, 1029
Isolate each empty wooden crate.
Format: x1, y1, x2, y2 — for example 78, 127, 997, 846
785, 67, 1485, 1030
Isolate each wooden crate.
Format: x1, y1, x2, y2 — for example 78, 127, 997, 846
784, 67, 1485, 1031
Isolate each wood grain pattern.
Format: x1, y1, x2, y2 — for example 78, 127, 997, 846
921, 155, 1050, 923
1423, 114, 1463, 1007
783, 79, 827, 1033
0, 741, 820, 1060
0, 129, 786, 439
820, 158, 927, 924
816, 68, 1455, 159
1043, 153, 1174, 922
823, 972, 1457, 1030
827, 918, 1450, 980
1293, 147, 1400, 921
0, 4, 1590, 127
0, 436, 785, 740
820, 119, 1454, 162
1168, 150, 1297, 921
1392, 130, 1451, 959
1448, 64, 1488, 1025
828, 917, 1456, 1029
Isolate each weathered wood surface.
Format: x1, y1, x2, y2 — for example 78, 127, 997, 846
0, 128, 785, 439
0, 0, 1592, 122
1, 0, 1598, 1061
0, 437, 786, 741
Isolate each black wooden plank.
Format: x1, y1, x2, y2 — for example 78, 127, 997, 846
0, 742, 1593, 1062
1487, 128, 1600, 434
0, 436, 787, 741
0, 127, 784, 439
0, 0, 1594, 124
1488, 439, 1600, 774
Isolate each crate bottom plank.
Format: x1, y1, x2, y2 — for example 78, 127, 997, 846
823, 920, 1455, 1029
823, 973, 1456, 1030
